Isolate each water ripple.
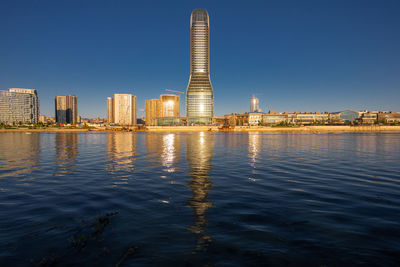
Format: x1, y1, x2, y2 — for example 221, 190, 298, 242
0, 132, 399, 265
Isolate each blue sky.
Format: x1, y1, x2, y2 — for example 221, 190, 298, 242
0, 0, 399, 118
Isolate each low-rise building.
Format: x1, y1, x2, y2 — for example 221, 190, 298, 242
249, 112, 263, 126
378, 112, 400, 124
223, 110, 399, 127
262, 111, 288, 125
290, 112, 329, 125
211, 116, 227, 126
155, 117, 182, 125
329, 110, 360, 124
39, 115, 46, 124
360, 112, 377, 124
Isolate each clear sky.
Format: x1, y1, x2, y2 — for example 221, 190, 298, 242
1, 0, 399, 118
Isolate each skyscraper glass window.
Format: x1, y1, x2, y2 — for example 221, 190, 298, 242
186, 9, 214, 124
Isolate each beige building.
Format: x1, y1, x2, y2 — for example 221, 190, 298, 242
145, 99, 161, 125
289, 112, 329, 125
39, 115, 46, 123
107, 97, 114, 123
160, 94, 180, 118
145, 94, 180, 125
360, 112, 377, 124
249, 112, 263, 126
378, 112, 400, 124
113, 94, 137, 125
55, 95, 78, 124
9, 88, 37, 94
262, 112, 288, 125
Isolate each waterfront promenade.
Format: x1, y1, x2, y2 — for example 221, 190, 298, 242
2, 125, 400, 133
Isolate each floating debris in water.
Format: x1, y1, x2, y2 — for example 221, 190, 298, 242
115, 246, 138, 267
69, 211, 119, 251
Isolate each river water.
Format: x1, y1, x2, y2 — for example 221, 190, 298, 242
0, 132, 399, 266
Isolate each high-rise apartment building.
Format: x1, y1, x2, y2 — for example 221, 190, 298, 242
55, 95, 78, 124
160, 94, 180, 118
107, 97, 114, 123
186, 9, 214, 124
250, 95, 260, 112
0, 88, 39, 124
113, 94, 137, 125
145, 99, 161, 125
145, 94, 181, 125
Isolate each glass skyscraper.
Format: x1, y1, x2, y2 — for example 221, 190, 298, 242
186, 9, 214, 124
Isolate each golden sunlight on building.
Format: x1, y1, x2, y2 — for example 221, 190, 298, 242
145, 94, 180, 125
160, 94, 180, 117
106, 94, 137, 125
145, 99, 161, 125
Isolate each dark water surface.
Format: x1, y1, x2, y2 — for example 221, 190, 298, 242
1, 132, 400, 266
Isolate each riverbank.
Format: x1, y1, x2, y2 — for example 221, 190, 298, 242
1, 125, 400, 133
226, 125, 400, 133
0, 128, 97, 132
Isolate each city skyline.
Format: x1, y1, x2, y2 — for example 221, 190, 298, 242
1, 0, 399, 118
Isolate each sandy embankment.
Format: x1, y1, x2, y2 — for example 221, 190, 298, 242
1, 125, 400, 133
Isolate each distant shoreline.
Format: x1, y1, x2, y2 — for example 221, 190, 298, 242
1, 125, 400, 133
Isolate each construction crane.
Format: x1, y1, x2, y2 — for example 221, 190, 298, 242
164, 89, 185, 95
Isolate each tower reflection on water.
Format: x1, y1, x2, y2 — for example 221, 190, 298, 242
186, 132, 214, 251
55, 133, 78, 176
248, 132, 261, 169
145, 133, 181, 173
106, 133, 137, 174
0, 133, 40, 178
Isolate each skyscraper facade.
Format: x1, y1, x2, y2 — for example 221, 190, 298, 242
113, 94, 137, 125
186, 9, 214, 124
160, 94, 180, 118
0, 88, 39, 124
107, 97, 114, 123
55, 95, 78, 124
250, 96, 260, 112
145, 99, 161, 125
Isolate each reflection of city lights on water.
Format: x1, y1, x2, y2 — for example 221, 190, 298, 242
186, 131, 214, 251
249, 133, 259, 167
162, 134, 175, 172
200, 132, 205, 145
